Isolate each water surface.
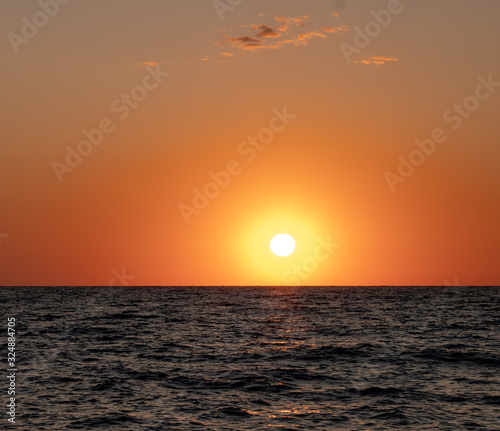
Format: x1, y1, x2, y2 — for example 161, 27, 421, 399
2, 286, 499, 430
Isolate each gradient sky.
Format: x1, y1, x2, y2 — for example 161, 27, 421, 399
1, 0, 499, 286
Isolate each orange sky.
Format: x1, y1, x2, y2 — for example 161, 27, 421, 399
1, 0, 499, 286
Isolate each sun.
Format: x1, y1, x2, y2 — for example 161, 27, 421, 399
270, 234, 296, 257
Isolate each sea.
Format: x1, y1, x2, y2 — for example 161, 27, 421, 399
2, 286, 499, 430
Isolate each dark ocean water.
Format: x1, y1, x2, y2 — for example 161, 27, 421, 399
2, 286, 500, 430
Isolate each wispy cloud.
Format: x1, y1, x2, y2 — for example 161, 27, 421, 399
220, 14, 346, 54
275, 15, 309, 31
295, 30, 327, 45
253, 24, 281, 38
226, 36, 265, 50
354, 56, 399, 66
227, 36, 262, 45
322, 25, 349, 34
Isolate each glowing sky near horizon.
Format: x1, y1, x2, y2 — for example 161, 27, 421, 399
0, 0, 499, 286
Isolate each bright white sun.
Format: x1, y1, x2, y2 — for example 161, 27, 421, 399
270, 234, 296, 257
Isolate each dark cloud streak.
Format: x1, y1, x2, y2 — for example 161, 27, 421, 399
253, 24, 281, 38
